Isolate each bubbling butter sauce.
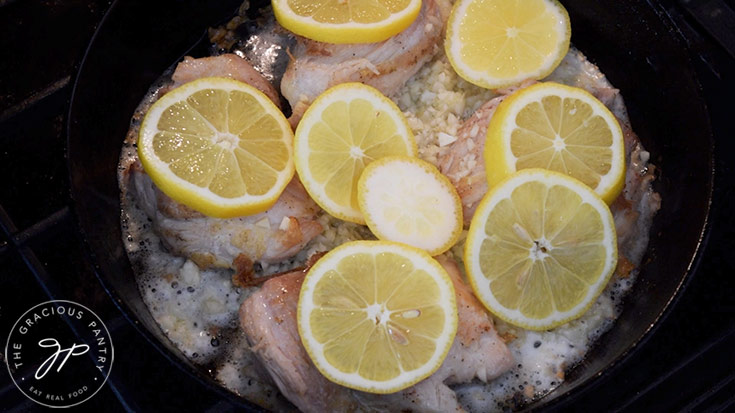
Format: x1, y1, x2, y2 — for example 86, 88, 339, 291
118, 5, 659, 412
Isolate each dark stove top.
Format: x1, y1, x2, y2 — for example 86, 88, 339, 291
1, 0, 734, 411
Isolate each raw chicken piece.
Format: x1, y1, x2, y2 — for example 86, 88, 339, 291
239, 256, 513, 412
280, 0, 448, 125
171, 54, 281, 106
433, 255, 515, 383
128, 163, 322, 273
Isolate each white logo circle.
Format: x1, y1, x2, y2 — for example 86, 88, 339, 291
5, 300, 114, 408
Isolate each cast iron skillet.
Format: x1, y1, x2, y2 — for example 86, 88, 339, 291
67, 0, 714, 410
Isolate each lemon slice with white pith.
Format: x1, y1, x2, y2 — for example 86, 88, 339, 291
273, 0, 422, 44
485, 82, 626, 204
298, 240, 457, 393
464, 169, 617, 331
137, 77, 294, 218
357, 156, 463, 255
445, 0, 571, 89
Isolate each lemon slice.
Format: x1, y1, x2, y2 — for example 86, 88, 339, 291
294, 83, 417, 224
445, 0, 571, 89
272, 0, 422, 44
485, 82, 625, 204
138, 77, 294, 218
298, 240, 457, 393
357, 156, 462, 256
464, 169, 617, 330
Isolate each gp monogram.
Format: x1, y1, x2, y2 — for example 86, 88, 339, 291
5, 300, 114, 408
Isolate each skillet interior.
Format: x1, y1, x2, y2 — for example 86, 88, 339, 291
67, 0, 713, 410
